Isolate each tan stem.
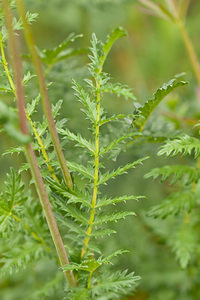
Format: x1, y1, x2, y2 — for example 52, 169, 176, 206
177, 20, 200, 86
2, 0, 76, 287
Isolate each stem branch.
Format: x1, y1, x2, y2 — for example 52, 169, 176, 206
2, 0, 76, 287
81, 84, 101, 258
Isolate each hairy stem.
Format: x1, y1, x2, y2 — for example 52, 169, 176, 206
2, 0, 76, 287
15, 0, 73, 189
0, 31, 59, 183
80, 40, 111, 258
24, 144, 76, 286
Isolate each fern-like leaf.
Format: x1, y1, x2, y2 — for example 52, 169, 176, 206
58, 128, 95, 154
158, 135, 200, 158
102, 82, 136, 100
72, 80, 97, 124
147, 191, 197, 219
145, 165, 200, 185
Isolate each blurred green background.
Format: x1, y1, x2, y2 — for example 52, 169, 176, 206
1, 0, 200, 299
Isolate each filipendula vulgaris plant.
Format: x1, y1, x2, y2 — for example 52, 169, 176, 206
0, 1, 189, 299
0, 0, 144, 299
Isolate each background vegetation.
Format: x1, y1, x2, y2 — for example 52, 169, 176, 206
1, 0, 200, 299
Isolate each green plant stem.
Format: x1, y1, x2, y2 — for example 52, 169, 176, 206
15, 0, 73, 189
177, 20, 200, 86
80, 39, 112, 259
0, 32, 16, 92
87, 271, 93, 288
24, 144, 76, 286
81, 82, 101, 258
2, 0, 76, 287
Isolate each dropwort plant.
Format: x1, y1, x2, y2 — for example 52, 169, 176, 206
0, 0, 190, 299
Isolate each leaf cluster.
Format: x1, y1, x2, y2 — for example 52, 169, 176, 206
146, 129, 200, 269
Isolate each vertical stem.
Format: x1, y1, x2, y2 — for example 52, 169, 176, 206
81, 81, 101, 258
24, 144, 76, 287
15, 0, 73, 189
0, 31, 59, 183
2, 0, 76, 287
177, 20, 200, 86
87, 272, 93, 288
0, 32, 16, 92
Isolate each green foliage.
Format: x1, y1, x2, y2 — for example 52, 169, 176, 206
99, 157, 148, 185
146, 127, 200, 270
0, 26, 148, 299
147, 191, 197, 219
158, 135, 200, 158
133, 76, 187, 131
65, 270, 140, 300
171, 222, 198, 269
145, 165, 200, 185
45, 28, 146, 297
0, 101, 31, 144
0, 168, 27, 234
39, 33, 86, 66
0, 169, 49, 277
1, 1, 200, 298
